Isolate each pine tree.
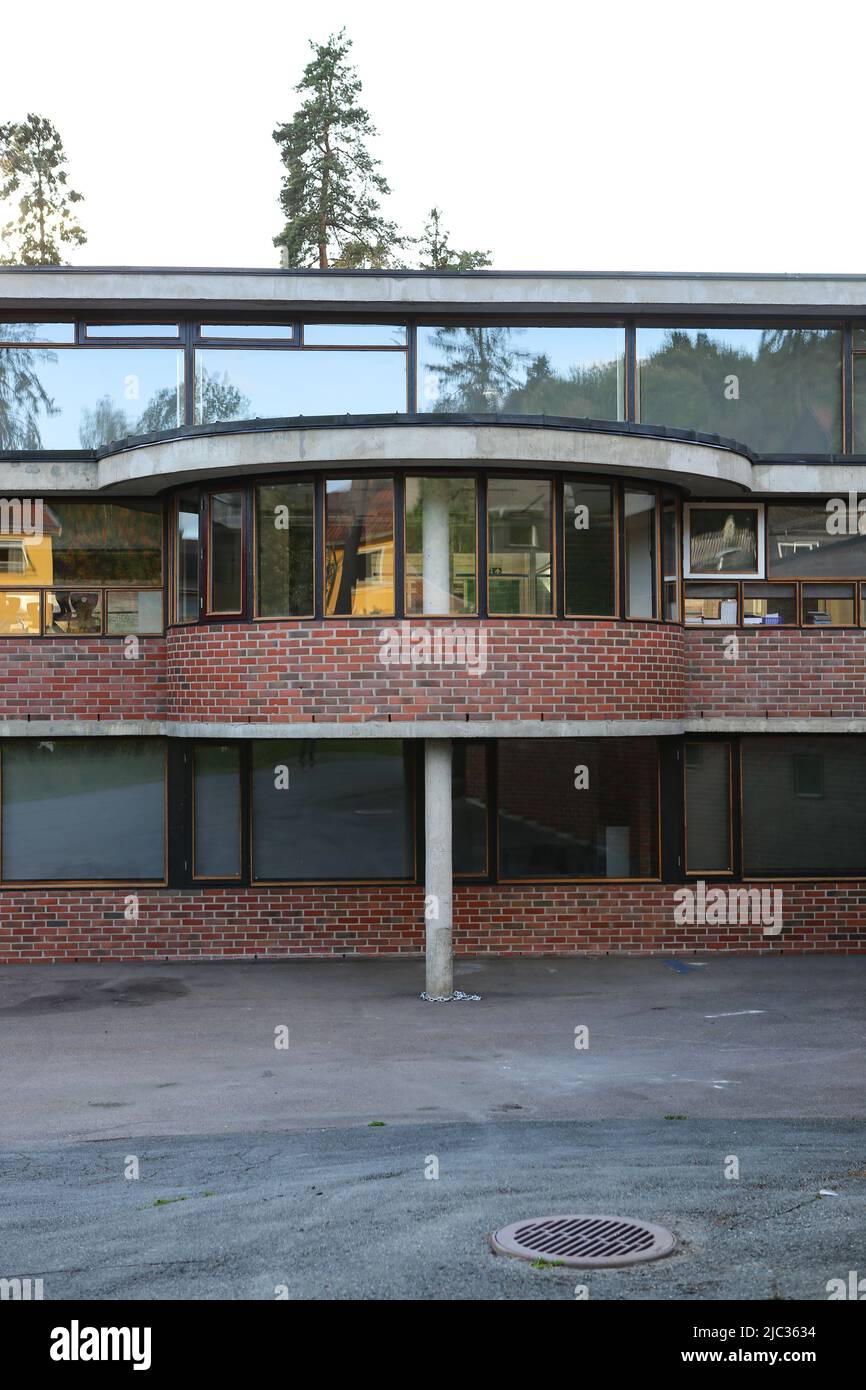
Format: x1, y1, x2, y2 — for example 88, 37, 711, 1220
273, 30, 404, 269
417, 207, 491, 270
0, 114, 86, 265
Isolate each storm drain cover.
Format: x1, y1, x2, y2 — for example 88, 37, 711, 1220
491, 1214, 676, 1268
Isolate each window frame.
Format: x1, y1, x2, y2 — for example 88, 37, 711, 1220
683, 502, 765, 580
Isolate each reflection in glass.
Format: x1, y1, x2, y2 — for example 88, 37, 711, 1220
743, 584, 796, 625
200, 324, 295, 340
802, 583, 855, 625
662, 496, 680, 621
256, 482, 315, 617
251, 740, 413, 880
105, 590, 164, 635
563, 479, 615, 615
856, 358, 866, 451
303, 323, 406, 347
194, 745, 241, 878
768, 504, 866, 577
0, 322, 75, 343
209, 492, 243, 613
486, 478, 552, 615
1, 738, 166, 881
453, 743, 488, 875
0, 589, 40, 634
43, 589, 103, 635
624, 490, 657, 618
498, 738, 658, 878
175, 495, 200, 624
194, 349, 406, 422
688, 506, 759, 574
325, 478, 394, 616
685, 742, 731, 872
405, 477, 476, 615
638, 327, 842, 452
742, 737, 866, 874
418, 325, 624, 418
85, 324, 178, 338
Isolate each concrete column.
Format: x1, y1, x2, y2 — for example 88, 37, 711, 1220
422, 477, 451, 615
425, 738, 453, 997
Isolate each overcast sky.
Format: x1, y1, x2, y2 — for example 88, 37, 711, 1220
2, 0, 862, 274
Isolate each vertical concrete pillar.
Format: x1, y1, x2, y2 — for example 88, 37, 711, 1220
422, 477, 451, 615
425, 738, 453, 997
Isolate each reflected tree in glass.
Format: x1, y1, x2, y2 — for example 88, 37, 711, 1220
0, 327, 57, 448
423, 326, 528, 411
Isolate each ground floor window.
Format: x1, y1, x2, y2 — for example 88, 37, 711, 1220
741, 737, 866, 876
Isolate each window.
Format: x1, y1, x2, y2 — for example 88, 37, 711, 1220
684, 583, 738, 625
563, 480, 616, 616
194, 745, 242, 878
194, 348, 406, 423
251, 740, 414, 881
0, 739, 165, 881
174, 494, 200, 624
208, 492, 243, 614
638, 327, 842, 453
742, 737, 866, 875
743, 583, 797, 626
255, 482, 315, 618
0, 322, 75, 343
685, 504, 762, 577
624, 490, 657, 618
685, 742, 731, 873
405, 477, 477, 615
662, 496, 681, 622
85, 324, 178, 338
418, 326, 625, 418
768, 504, 866, 578
497, 738, 659, 879
802, 583, 855, 626
303, 323, 406, 347
453, 743, 488, 876
325, 478, 395, 616
200, 324, 295, 340
486, 477, 553, 615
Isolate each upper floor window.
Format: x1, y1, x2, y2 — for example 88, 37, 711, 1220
405, 477, 477, 615
486, 477, 553, 615
325, 478, 395, 616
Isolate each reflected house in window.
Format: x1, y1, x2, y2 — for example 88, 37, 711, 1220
325, 478, 395, 616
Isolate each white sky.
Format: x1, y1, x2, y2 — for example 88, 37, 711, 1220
2, 0, 862, 274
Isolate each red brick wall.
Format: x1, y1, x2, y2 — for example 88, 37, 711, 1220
684, 628, 866, 718
1, 882, 863, 963
0, 638, 167, 721
167, 619, 685, 723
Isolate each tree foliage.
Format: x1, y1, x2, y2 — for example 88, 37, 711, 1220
416, 207, 491, 271
0, 114, 86, 265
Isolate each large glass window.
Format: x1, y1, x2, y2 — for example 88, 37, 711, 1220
563, 479, 616, 616
685, 742, 731, 873
194, 349, 406, 423
0, 344, 183, 449
194, 745, 241, 879
405, 477, 477, 615
208, 492, 243, 614
325, 478, 395, 616
255, 482, 315, 617
497, 738, 658, 879
0, 739, 165, 881
418, 326, 625, 418
486, 478, 553, 615
742, 737, 866, 875
638, 327, 842, 453
251, 740, 413, 880
768, 504, 866, 577
624, 490, 657, 618
175, 494, 200, 624
453, 743, 488, 876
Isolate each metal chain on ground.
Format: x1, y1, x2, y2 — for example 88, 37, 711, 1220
419, 990, 482, 1002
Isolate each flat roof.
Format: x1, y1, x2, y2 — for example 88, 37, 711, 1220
1, 266, 865, 315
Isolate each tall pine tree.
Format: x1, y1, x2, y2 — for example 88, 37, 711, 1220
0, 114, 86, 265
273, 30, 404, 269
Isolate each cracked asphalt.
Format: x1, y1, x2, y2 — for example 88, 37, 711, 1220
1, 957, 865, 1299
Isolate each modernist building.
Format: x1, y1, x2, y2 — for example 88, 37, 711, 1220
1, 266, 866, 976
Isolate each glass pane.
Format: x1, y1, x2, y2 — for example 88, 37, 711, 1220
303, 323, 406, 347
0, 347, 183, 449
453, 743, 488, 875
0, 590, 40, 634
194, 348, 406, 422
200, 324, 295, 340
625, 490, 657, 618
175, 494, 200, 623
251, 740, 413, 880
685, 742, 731, 872
405, 477, 476, 615
743, 584, 796, 625
688, 506, 759, 574
768, 504, 866, 577
86, 324, 178, 338
802, 584, 855, 626
563, 480, 615, 615
498, 738, 658, 878
742, 737, 866, 874
256, 482, 315, 617
486, 477, 552, 615
662, 498, 680, 621
325, 478, 394, 616
638, 326, 842, 453
105, 589, 163, 635
418, 325, 624, 418
194, 745, 241, 878
684, 583, 738, 625
209, 493, 243, 613
43, 589, 103, 635
856, 357, 866, 451
0, 322, 75, 343
1, 739, 165, 881
52, 501, 162, 585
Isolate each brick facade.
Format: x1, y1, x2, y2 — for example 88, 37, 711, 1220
0, 638, 167, 721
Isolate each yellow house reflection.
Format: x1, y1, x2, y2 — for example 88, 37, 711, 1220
0, 505, 61, 634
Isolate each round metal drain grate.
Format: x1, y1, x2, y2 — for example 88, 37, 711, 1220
491, 1214, 676, 1268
